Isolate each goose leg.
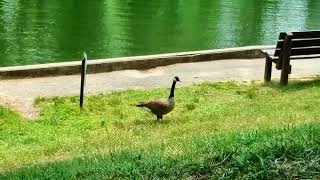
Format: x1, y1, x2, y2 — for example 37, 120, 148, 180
157, 115, 163, 121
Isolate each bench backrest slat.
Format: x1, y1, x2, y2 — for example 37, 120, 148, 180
273, 31, 320, 57
278, 30, 320, 39
274, 46, 320, 56
276, 38, 320, 49
291, 47, 320, 56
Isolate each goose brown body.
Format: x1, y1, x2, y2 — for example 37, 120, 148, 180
137, 98, 175, 117
136, 77, 180, 120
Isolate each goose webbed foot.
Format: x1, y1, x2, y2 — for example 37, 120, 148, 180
157, 115, 163, 121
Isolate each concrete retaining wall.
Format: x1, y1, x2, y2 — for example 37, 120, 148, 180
0, 45, 272, 79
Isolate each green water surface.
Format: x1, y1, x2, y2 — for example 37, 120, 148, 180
0, 0, 319, 67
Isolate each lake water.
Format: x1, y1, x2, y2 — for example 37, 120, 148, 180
0, 0, 319, 67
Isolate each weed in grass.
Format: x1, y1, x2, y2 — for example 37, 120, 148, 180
100, 120, 106, 127
192, 97, 200, 103
133, 118, 147, 126
33, 97, 46, 105
113, 121, 126, 130
186, 103, 196, 111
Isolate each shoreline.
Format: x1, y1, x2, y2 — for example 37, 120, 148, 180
0, 45, 273, 79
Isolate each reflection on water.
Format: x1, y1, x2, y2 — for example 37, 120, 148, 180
0, 0, 319, 66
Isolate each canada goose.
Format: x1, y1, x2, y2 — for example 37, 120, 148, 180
136, 76, 181, 120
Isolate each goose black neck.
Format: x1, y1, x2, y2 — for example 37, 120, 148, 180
169, 80, 176, 99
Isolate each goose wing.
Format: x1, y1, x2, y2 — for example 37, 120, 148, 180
137, 99, 171, 115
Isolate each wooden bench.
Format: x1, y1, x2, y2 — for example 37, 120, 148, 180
264, 30, 320, 85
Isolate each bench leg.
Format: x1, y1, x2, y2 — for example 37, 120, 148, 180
264, 57, 272, 82
280, 58, 290, 86
279, 33, 293, 86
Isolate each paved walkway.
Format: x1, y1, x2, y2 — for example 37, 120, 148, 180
1, 58, 320, 118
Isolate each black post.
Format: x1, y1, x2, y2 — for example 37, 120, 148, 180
80, 53, 87, 108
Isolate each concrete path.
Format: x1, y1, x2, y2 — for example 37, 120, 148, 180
1, 58, 320, 118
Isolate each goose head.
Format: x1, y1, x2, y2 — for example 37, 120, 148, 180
173, 76, 181, 82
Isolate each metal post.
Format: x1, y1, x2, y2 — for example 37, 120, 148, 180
80, 52, 87, 108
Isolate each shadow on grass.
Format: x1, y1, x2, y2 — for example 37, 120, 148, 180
263, 76, 320, 92
110, 117, 172, 131
132, 118, 171, 127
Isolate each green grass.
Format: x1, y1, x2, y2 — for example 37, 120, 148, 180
1, 79, 320, 179
2, 123, 320, 179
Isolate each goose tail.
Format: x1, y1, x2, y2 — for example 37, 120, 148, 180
136, 101, 146, 107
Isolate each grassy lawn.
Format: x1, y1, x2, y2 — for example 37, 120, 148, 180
1, 79, 320, 179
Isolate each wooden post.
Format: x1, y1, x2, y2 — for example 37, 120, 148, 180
276, 32, 286, 70
280, 33, 293, 86
80, 52, 88, 108
264, 54, 272, 82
